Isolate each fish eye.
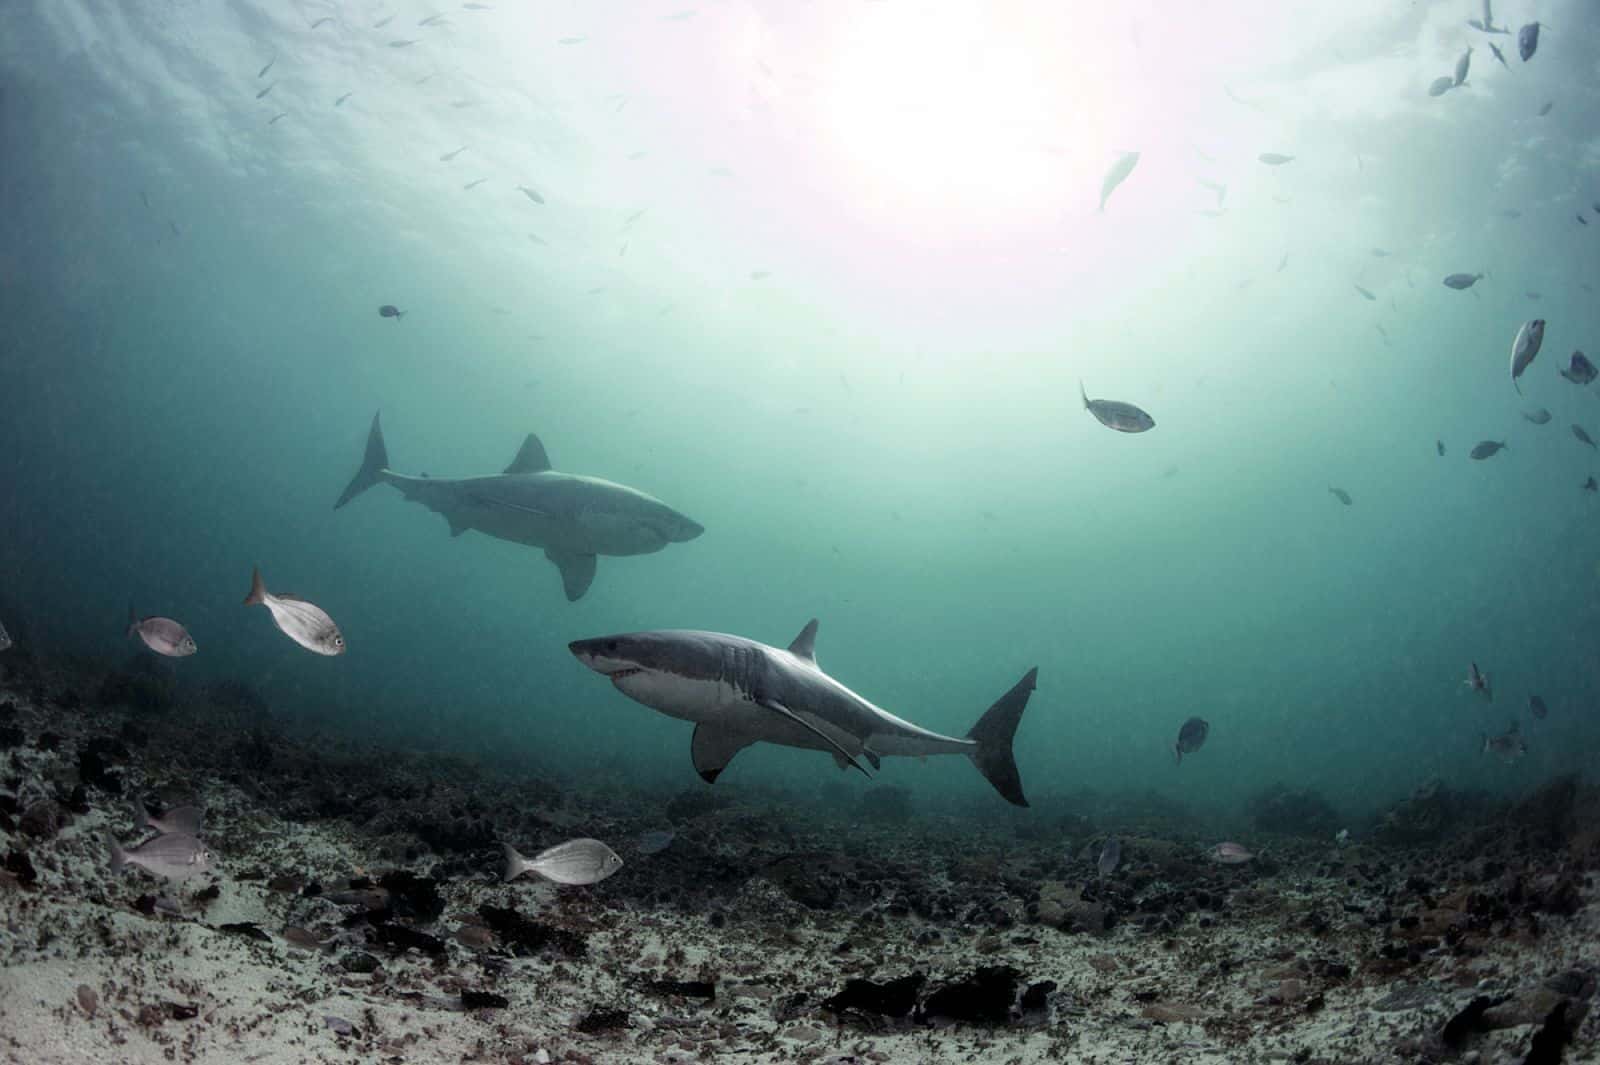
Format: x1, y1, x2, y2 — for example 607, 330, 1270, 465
604, 640, 618, 653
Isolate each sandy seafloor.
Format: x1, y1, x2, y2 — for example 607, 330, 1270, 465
1, 654, 1597, 1065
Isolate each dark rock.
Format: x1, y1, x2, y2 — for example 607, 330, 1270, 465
1245, 783, 1341, 837
165, 1002, 198, 1021
19, 799, 68, 839
1441, 994, 1507, 1049
1372, 983, 1440, 1012
217, 922, 271, 942
1510, 774, 1579, 849
377, 870, 444, 922
371, 921, 445, 957
478, 904, 586, 959
4, 850, 38, 888
66, 784, 90, 815
918, 966, 1022, 1026
765, 855, 838, 910
1524, 1000, 1572, 1065
574, 1007, 629, 1034
193, 883, 220, 904
822, 973, 925, 1018
36, 731, 61, 752
646, 979, 716, 1000
133, 894, 157, 915
460, 990, 509, 1010
1020, 980, 1056, 1012
339, 951, 381, 974
0, 724, 22, 749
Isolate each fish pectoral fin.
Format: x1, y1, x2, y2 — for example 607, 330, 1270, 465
756, 697, 870, 778
691, 725, 754, 784
544, 549, 597, 601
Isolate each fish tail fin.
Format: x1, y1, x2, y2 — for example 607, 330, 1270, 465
1079, 380, 1090, 410
127, 604, 137, 638
966, 668, 1038, 807
1480, 732, 1489, 754
133, 798, 151, 833
244, 566, 268, 607
335, 411, 390, 509
107, 831, 127, 874
501, 842, 527, 883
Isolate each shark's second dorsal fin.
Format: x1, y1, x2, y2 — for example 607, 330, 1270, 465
787, 619, 819, 664
504, 433, 552, 475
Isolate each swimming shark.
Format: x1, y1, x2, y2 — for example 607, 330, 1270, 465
335, 412, 704, 600
569, 621, 1038, 805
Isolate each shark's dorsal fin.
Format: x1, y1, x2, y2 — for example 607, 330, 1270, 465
690, 724, 754, 784
504, 433, 552, 475
787, 619, 819, 664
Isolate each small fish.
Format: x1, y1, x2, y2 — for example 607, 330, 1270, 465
108, 830, 213, 881
1437, 440, 1446, 456
1488, 41, 1508, 69
1500, 208, 1521, 219
463, 178, 486, 190
558, 36, 587, 45
243, 567, 345, 656
169, 220, 181, 237
373, 15, 396, 28
1353, 284, 1376, 301
1329, 487, 1352, 505
1443, 272, 1483, 290
1580, 215, 1591, 227
334, 92, 353, 107
134, 798, 204, 837
1097, 837, 1121, 880
1510, 319, 1545, 393
258, 56, 276, 79
1538, 101, 1553, 116
502, 839, 623, 885
439, 146, 468, 162
1528, 695, 1547, 720
311, 16, 334, 29
1454, 46, 1473, 86
637, 830, 675, 855
419, 14, 447, 26
627, 151, 648, 160
1258, 153, 1294, 165
1276, 252, 1289, 272
1465, 661, 1492, 700
1098, 151, 1140, 212
1335, 829, 1350, 845
1427, 76, 1455, 97
378, 304, 404, 319
1586, 477, 1598, 493
1080, 380, 1154, 433
527, 233, 547, 246
256, 82, 275, 100
1208, 842, 1254, 864
128, 609, 196, 657
1523, 408, 1552, 425
1370, 248, 1390, 258
1574, 425, 1597, 450
267, 112, 287, 125
1469, 440, 1507, 460
1517, 22, 1540, 62
1173, 716, 1209, 764
516, 185, 545, 204
708, 166, 734, 177
1482, 723, 1526, 763
389, 39, 419, 48
1561, 351, 1596, 385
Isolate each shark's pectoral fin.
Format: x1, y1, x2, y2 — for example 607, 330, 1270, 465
863, 747, 881, 771
545, 549, 597, 601
756, 696, 870, 778
690, 724, 754, 784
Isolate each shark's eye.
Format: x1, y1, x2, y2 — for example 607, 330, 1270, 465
604, 640, 618, 653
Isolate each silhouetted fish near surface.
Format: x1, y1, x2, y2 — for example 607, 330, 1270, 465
257, 56, 275, 79
1561, 351, 1596, 385
1518, 21, 1540, 61
1080, 380, 1154, 433
373, 14, 395, 28
1465, 661, 1492, 700
1173, 716, 1209, 764
463, 178, 486, 190
108, 831, 213, 881
1538, 101, 1553, 116
1353, 284, 1376, 301
128, 609, 196, 657
1523, 408, 1551, 424
311, 16, 334, 28
1529, 695, 1547, 720
1329, 487, 1352, 505
1488, 41, 1508, 68
1437, 440, 1446, 456
1258, 153, 1294, 165
1510, 319, 1544, 394
1586, 477, 1598, 493
502, 839, 623, 885
1580, 215, 1590, 227
516, 185, 544, 204
389, 39, 419, 48
1469, 441, 1507, 460
1443, 273, 1483, 290
267, 112, 287, 125
1097, 837, 1121, 880
1370, 248, 1390, 258
1209, 842, 1254, 864
439, 146, 467, 161
1574, 425, 1597, 450
334, 92, 353, 107
1428, 76, 1455, 97
1454, 46, 1473, 85
378, 304, 404, 320
243, 567, 345, 655
255, 82, 275, 100
1098, 151, 1139, 211
1482, 723, 1526, 763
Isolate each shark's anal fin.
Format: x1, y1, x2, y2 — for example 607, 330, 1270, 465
787, 619, 819, 664
690, 724, 754, 784
544, 549, 597, 601
504, 433, 552, 475
756, 696, 870, 777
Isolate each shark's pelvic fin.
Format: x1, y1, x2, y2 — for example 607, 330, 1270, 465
504, 433, 552, 475
965, 667, 1039, 807
787, 619, 819, 664
335, 411, 390, 509
545, 548, 596, 601
690, 724, 755, 784
757, 696, 869, 777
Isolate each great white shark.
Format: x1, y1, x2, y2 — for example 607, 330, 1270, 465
335, 413, 704, 600
570, 621, 1038, 805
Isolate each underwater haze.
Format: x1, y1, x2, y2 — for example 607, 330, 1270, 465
2, 0, 1598, 823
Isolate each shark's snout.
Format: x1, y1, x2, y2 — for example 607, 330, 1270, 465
569, 638, 643, 681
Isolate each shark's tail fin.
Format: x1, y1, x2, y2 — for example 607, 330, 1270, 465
966, 668, 1038, 807
335, 411, 390, 509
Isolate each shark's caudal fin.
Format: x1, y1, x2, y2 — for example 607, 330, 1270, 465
335, 411, 390, 509
966, 667, 1038, 807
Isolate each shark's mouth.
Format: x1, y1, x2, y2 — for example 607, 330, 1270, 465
606, 667, 644, 683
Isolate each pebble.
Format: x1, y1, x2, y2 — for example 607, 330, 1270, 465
339, 951, 380, 974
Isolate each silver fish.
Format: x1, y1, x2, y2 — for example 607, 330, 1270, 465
1098, 151, 1139, 212
128, 608, 196, 657
1353, 284, 1376, 301
1208, 842, 1254, 864
1488, 42, 1508, 69
1454, 46, 1472, 86
1510, 319, 1544, 394
243, 567, 345, 656
502, 839, 623, 885
1465, 661, 1492, 700
1560, 351, 1596, 385
1427, 76, 1455, 97
256, 82, 275, 100
439, 146, 468, 162
1442, 272, 1483, 290
1517, 22, 1539, 62
1097, 837, 1121, 880
1482, 723, 1526, 762
258, 56, 276, 79
135, 798, 204, 837
1524, 408, 1552, 424
108, 830, 213, 881
1575, 425, 1597, 450
1258, 153, 1294, 165
1080, 380, 1154, 433
516, 185, 545, 204
389, 39, 419, 48
1329, 487, 1352, 505
636, 830, 675, 855
463, 178, 486, 190
1469, 440, 1507, 460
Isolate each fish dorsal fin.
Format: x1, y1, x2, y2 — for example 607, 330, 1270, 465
505, 434, 552, 475
787, 619, 819, 664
